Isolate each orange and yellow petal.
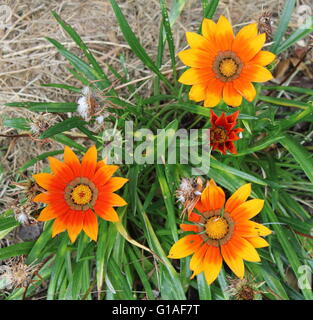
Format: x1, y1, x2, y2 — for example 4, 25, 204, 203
189, 243, 209, 278
179, 68, 215, 85
94, 205, 120, 222
232, 23, 258, 54
189, 84, 207, 102
83, 210, 98, 241
227, 234, 261, 262
203, 79, 223, 107
201, 18, 217, 42
203, 245, 223, 285
185, 32, 212, 52
246, 236, 270, 248
104, 177, 129, 193
66, 211, 84, 243
168, 234, 203, 259
235, 220, 272, 237
225, 183, 251, 213
201, 179, 225, 211
180, 223, 199, 233
221, 243, 245, 279
81, 145, 97, 179
178, 49, 214, 68
233, 78, 256, 102
223, 82, 243, 107
37, 206, 59, 221
48, 157, 75, 183
250, 50, 276, 66
93, 165, 119, 187
64, 146, 81, 176
242, 64, 273, 82
231, 199, 265, 221
52, 215, 67, 238
215, 16, 234, 51
236, 33, 266, 63
33, 173, 65, 191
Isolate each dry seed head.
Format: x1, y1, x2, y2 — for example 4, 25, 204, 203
258, 11, 273, 42
13, 201, 38, 226
0, 257, 39, 290
227, 277, 264, 300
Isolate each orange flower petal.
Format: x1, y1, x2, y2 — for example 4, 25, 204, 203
236, 33, 266, 63
189, 243, 209, 278
96, 160, 106, 171
96, 192, 127, 208
94, 205, 120, 222
231, 199, 265, 221
104, 177, 128, 193
178, 68, 215, 85
223, 82, 243, 107
188, 211, 202, 222
48, 157, 75, 183
64, 146, 81, 176
228, 234, 261, 262
203, 245, 223, 285
178, 49, 215, 68
203, 79, 223, 107
221, 242, 244, 279
33, 192, 50, 203
81, 145, 97, 179
83, 210, 98, 241
168, 234, 203, 259
250, 50, 276, 66
232, 23, 258, 54
233, 78, 256, 102
235, 220, 272, 237
202, 18, 217, 42
92, 165, 119, 187
215, 16, 234, 51
242, 64, 273, 82
189, 84, 207, 102
66, 211, 84, 243
201, 179, 225, 211
185, 32, 213, 53
33, 173, 65, 191
246, 236, 270, 248
225, 183, 251, 213
180, 223, 199, 233
52, 215, 67, 237
37, 206, 59, 221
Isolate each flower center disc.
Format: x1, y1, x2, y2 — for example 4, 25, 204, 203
64, 177, 98, 211
219, 58, 237, 77
213, 51, 243, 82
205, 216, 229, 240
211, 127, 228, 144
71, 184, 92, 205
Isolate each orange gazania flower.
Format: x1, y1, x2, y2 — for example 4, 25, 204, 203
32, 146, 128, 242
178, 16, 276, 107
168, 180, 271, 285
209, 110, 244, 154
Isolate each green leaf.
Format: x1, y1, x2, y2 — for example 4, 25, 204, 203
0, 242, 35, 260
40, 117, 87, 139
51, 11, 112, 92
3, 118, 30, 131
259, 96, 309, 109
19, 150, 64, 172
26, 221, 53, 264
109, 0, 175, 92
279, 135, 313, 184
270, 0, 296, 53
5, 102, 78, 113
